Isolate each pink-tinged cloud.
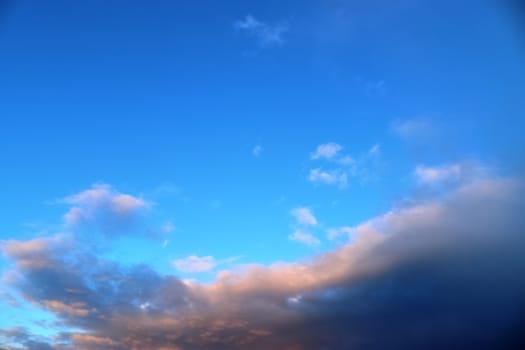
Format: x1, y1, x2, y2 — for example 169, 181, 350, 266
1, 177, 525, 349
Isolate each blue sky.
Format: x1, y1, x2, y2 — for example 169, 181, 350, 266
1, 1, 525, 349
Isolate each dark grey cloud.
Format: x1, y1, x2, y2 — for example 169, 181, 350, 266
2, 177, 525, 349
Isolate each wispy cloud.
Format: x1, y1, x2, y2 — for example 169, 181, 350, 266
368, 143, 380, 156
308, 168, 348, 188
308, 142, 381, 188
326, 226, 354, 240
252, 144, 263, 157
173, 255, 217, 273
414, 162, 487, 187
311, 142, 343, 160
290, 207, 317, 226
289, 207, 320, 246
392, 117, 435, 140
288, 229, 320, 246
234, 15, 288, 48
172, 255, 242, 273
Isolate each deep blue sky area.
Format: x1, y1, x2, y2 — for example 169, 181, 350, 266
0, 1, 525, 349
1, 0, 524, 263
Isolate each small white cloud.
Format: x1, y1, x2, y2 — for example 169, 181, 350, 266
252, 144, 263, 157
311, 142, 343, 160
414, 164, 462, 185
172, 255, 242, 273
173, 255, 217, 273
162, 240, 169, 248
414, 162, 487, 187
326, 226, 355, 240
308, 168, 348, 188
234, 15, 288, 47
289, 229, 320, 246
61, 184, 149, 235
161, 222, 175, 234
392, 117, 434, 140
369, 144, 380, 156
291, 207, 317, 226
337, 155, 355, 166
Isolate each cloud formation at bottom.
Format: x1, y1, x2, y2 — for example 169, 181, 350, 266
2, 177, 525, 349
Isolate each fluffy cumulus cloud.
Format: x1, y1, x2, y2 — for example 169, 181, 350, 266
234, 15, 288, 47
2, 175, 525, 349
62, 184, 149, 236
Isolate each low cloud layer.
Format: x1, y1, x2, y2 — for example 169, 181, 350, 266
2, 177, 525, 349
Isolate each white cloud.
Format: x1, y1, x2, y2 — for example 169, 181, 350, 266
172, 255, 243, 273
290, 207, 317, 226
61, 184, 149, 235
288, 229, 320, 246
172, 255, 217, 273
326, 226, 355, 240
160, 222, 175, 234
234, 15, 288, 47
252, 144, 263, 157
308, 168, 348, 188
392, 117, 434, 140
337, 155, 355, 166
414, 162, 486, 186
307, 143, 382, 189
311, 142, 343, 160
368, 144, 380, 156
415, 164, 461, 185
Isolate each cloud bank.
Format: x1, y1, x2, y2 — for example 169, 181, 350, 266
2, 176, 525, 349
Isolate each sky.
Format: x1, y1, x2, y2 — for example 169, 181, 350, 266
1, 0, 525, 349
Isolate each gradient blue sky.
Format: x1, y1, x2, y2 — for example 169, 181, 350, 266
1, 1, 525, 349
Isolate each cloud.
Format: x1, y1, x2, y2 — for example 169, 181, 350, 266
288, 229, 320, 246
414, 162, 487, 186
326, 226, 354, 240
290, 207, 317, 226
234, 15, 288, 47
311, 142, 343, 160
368, 143, 380, 156
392, 117, 435, 140
0, 327, 54, 350
307, 143, 382, 188
172, 255, 217, 273
62, 184, 149, 236
308, 168, 348, 188
252, 144, 263, 157
2, 175, 525, 349
365, 80, 387, 97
